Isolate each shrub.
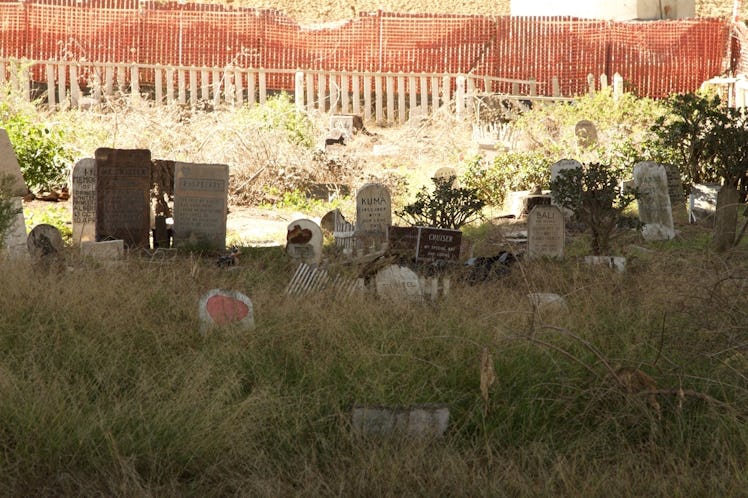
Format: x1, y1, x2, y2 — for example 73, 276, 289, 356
396, 175, 485, 229
243, 93, 316, 148
462, 151, 551, 206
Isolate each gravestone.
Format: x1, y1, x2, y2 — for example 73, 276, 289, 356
663, 164, 687, 223
198, 289, 255, 334
27, 223, 64, 271
2, 197, 28, 259
527, 205, 565, 259
172, 162, 229, 250
584, 255, 626, 273
633, 162, 675, 241
550, 159, 581, 214
329, 114, 354, 139
528, 292, 568, 314
285, 219, 323, 265
71, 158, 96, 245
433, 167, 457, 186
351, 404, 450, 438
81, 239, 124, 260
689, 183, 720, 224
712, 184, 739, 252
374, 265, 422, 301
388, 226, 462, 263
355, 183, 391, 249
575, 120, 598, 149
95, 148, 151, 248
0, 128, 29, 196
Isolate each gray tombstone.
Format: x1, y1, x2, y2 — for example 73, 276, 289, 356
0, 128, 29, 196
198, 289, 255, 334
663, 164, 687, 223
433, 167, 457, 186
575, 120, 598, 149
712, 184, 739, 252
633, 162, 675, 241
81, 239, 124, 260
27, 223, 64, 271
374, 264, 422, 302
329, 115, 354, 139
95, 148, 151, 248
527, 205, 565, 259
550, 159, 581, 212
2, 197, 28, 259
285, 219, 323, 265
351, 404, 449, 438
172, 162, 229, 250
71, 158, 96, 246
355, 183, 392, 246
689, 183, 720, 225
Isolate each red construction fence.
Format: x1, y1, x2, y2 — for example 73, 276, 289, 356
0, 0, 735, 98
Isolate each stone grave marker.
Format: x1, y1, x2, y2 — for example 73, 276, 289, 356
689, 183, 720, 225
172, 162, 229, 251
95, 148, 151, 248
388, 226, 462, 263
286, 219, 323, 265
355, 183, 391, 249
329, 114, 354, 139
374, 264, 422, 301
712, 184, 740, 252
352, 404, 450, 438
528, 292, 568, 314
27, 223, 64, 271
527, 205, 565, 259
71, 158, 96, 245
575, 120, 598, 149
81, 239, 124, 260
433, 167, 457, 186
550, 159, 581, 215
0, 128, 29, 196
633, 162, 675, 240
198, 289, 255, 334
2, 197, 28, 259
663, 164, 687, 223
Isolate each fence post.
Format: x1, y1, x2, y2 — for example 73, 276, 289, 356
247, 70, 256, 106
58, 63, 67, 107
317, 72, 326, 112
375, 74, 383, 124
408, 75, 417, 120
235, 69, 243, 106
189, 69, 198, 106
104, 65, 114, 97
551, 76, 560, 97
455, 74, 466, 119
70, 64, 80, 108
166, 67, 175, 103
45, 62, 56, 108
420, 75, 428, 116
386, 73, 394, 124
600, 73, 608, 90
178, 69, 186, 104
154, 65, 163, 103
397, 73, 406, 123
294, 71, 304, 110
431, 76, 440, 109
341, 71, 350, 113
363, 75, 372, 121
587, 73, 595, 95
613, 73, 623, 103
212, 68, 221, 107
258, 70, 266, 104
352, 73, 360, 115
329, 73, 339, 113
130, 63, 139, 102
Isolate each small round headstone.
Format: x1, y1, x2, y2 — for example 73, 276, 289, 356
575, 120, 598, 149
198, 289, 255, 333
26, 223, 64, 270
374, 265, 422, 302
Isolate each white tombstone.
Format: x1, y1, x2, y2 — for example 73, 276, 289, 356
80, 239, 124, 260
374, 265, 422, 302
0, 128, 29, 196
2, 197, 28, 259
285, 219, 323, 265
528, 292, 568, 314
527, 205, 565, 259
633, 162, 675, 240
689, 183, 720, 224
71, 158, 96, 246
355, 183, 392, 246
198, 289, 255, 334
550, 159, 582, 210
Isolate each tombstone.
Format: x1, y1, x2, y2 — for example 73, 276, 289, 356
528, 292, 568, 314
95, 148, 151, 248
550, 159, 581, 215
584, 255, 626, 273
172, 162, 229, 251
27, 223, 64, 271
689, 183, 720, 225
285, 219, 323, 265
374, 265, 422, 301
80, 239, 124, 260
351, 404, 450, 438
388, 226, 462, 263
527, 205, 565, 259
71, 158, 96, 245
198, 289, 255, 334
0, 128, 29, 196
2, 197, 28, 259
663, 164, 687, 223
712, 184, 740, 252
633, 162, 675, 241
355, 183, 391, 249
329, 114, 354, 139
574, 120, 598, 149
433, 167, 457, 186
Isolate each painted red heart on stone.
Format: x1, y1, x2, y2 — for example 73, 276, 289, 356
206, 295, 249, 325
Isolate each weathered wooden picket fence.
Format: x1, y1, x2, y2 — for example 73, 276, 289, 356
0, 59, 631, 123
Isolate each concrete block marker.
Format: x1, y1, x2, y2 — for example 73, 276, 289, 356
352, 404, 449, 438
198, 289, 255, 334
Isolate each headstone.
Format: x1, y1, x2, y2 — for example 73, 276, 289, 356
374, 265, 422, 301
81, 239, 124, 260
355, 183, 391, 248
633, 162, 675, 241
527, 205, 565, 259
0, 128, 29, 196
172, 162, 229, 250
285, 219, 323, 265
663, 164, 687, 223
351, 404, 450, 438
388, 226, 462, 263
712, 184, 739, 252
689, 183, 720, 225
95, 148, 151, 248
329, 114, 354, 139
574, 120, 598, 149
2, 197, 28, 258
27, 223, 64, 270
550, 159, 582, 206
584, 255, 626, 273
433, 167, 457, 186
198, 289, 255, 334
71, 158, 96, 245
528, 292, 568, 314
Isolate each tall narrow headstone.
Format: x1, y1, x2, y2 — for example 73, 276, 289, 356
355, 183, 391, 248
95, 148, 151, 248
0, 128, 29, 196
712, 184, 739, 252
71, 158, 96, 246
663, 164, 687, 223
550, 159, 581, 216
172, 162, 229, 250
2, 197, 27, 259
633, 162, 675, 241
286, 219, 323, 265
527, 205, 565, 259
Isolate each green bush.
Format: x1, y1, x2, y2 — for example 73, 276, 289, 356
396, 175, 485, 229
243, 93, 316, 148
462, 151, 551, 206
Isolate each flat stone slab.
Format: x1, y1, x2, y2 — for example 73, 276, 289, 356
351, 404, 449, 438
80, 239, 124, 260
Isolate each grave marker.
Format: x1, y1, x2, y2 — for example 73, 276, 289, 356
663, 163, 687, 223
352, 404, 450, 438
433, 167, 457, 186
198, 289, 255, 334
689, 183, 720, 224
81, 239, 124, 260
374, 264, 422, 301
575, 120, 598, 149
712, 184, 739, 252
2, 197, 27, 259
0, 128, 29, 196
71, 158, 96, 245
633, 162, 675, 240
286, 219, 323, 265
172, 162, 229, 250
355, 183, 391, 248
527, 205, 565, 259
388, 226, 462, 262
95, 148, 151, 248
550, 159, 581, 216
27, 223, 64, 271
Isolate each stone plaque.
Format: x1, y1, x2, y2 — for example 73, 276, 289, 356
172, 162, 229, 250
0, 128, 29, 196
81, 239, 124, 260
575, 120, 598, 148
527, 205, 565, 259
329, 114, 354, 138
712, 184, 739, 252
689, 183, 720, 225
95, 148, 151, 248
550, 159, 581, 213
355, 183, 391, 241
198, 289, 255, 334
72, 158, 96, 245
286, 219, 323, 265
633, 162, 675, 240
388, 226, 462, 262
374, 265, 422, 301
27, 223, 64, 270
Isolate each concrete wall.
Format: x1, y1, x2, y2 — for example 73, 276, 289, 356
511, 0, 696, 20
